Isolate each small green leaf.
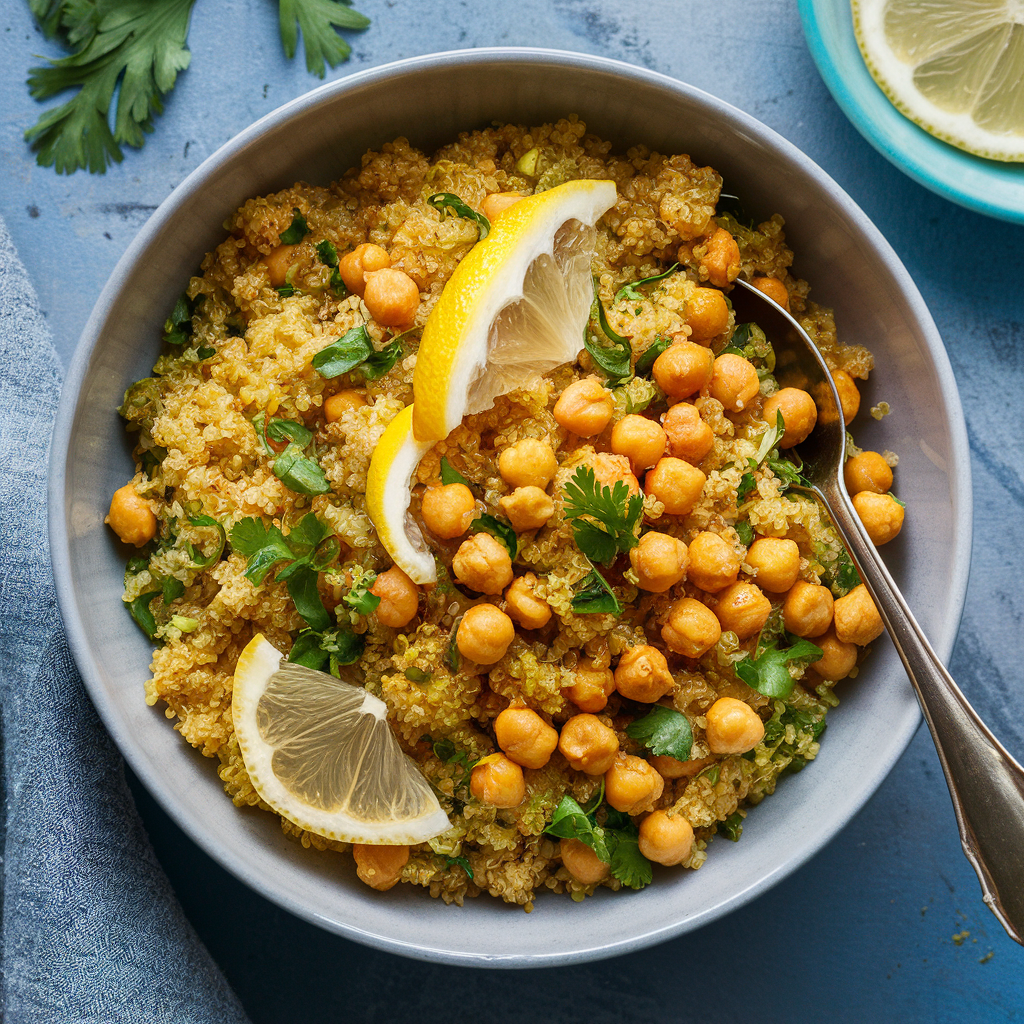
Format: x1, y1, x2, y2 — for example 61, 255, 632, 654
443, 854, 473, 878
736, 471, 757, 503
427, 193, 490, 239
284, 564, 332, 631
315, 240, 338, 267
563, 465, 643, 564
162, 576, 185, 604
439, 457, 471, 488
606, 826, 652, 890
266, 418, 314, 448
734, 520, 754, 546
276, 284, 296, 298
474, 513, 517, 559
357, 338, 403, 380
718, 812, 744, 842
545, 795, 610, 862
343, 568, 380, 615
585, 278, 633, 381
273, 443, 331, 495
279, 208, 309, 244
185, 514, 226, 570
230, 519, 294, 585
405, 666, 431, 683
634, 336, 672, 377
311, 325, 375, 378
128, 591, 160, 639
625, 707, 693, 762
162, 293, 193, 346
570, 568, 622, 616
735, 637, 824, 699
614, 263, 679, 303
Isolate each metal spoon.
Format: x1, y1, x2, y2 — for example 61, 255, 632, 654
730, 278, 1024, 946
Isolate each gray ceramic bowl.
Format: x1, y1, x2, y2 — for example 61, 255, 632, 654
50, 48, 971, 967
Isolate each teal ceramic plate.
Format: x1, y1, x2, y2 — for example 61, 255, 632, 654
798, 0, 1024, 224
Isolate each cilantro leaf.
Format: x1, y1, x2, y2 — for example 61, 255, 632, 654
426, 193, 490, 239
545, 795, 610, 862
277, 0, 370, 78
570, 568, 622, 616
735, 637, 824, 698
614, 263, 679, 303
443, 854, 473, 878
162, 292, 193, 346
288, 625, 364, 673
585, 278, 633, 381
230, 519, 294, 585
625, 706, 693, 762
279, 208, 309, 244
439, 457, 471, 488
358, 338, 403, 380
162, 576, 185, 604
342, 567, 380, 615
737, 471, 757, 503
634, 336, 671, 377
822, 546, 862, 597
311, 325, 375, 378
607, 826, 653, 890
273, 443, 331, 495
315, 239, 338, 267
563, 466, 643, 564
473, 514, 517, 559
276, 284, 297, 298
184, 514, 225, 569
718, 812, 744, 842
127, 590, 160, 638
734, 520, 754, 546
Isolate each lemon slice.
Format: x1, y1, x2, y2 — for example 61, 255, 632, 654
232, 634, 450, 844
853, 0, 1024, 161
412, 178, 618, 442
365, 404, 437, 584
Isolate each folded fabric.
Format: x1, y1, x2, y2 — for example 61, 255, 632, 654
0, 216, 251, 1024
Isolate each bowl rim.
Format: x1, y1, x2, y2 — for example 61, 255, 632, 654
49, 45, 973, 967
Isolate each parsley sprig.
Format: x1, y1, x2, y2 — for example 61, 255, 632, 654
625, 706, 693, 762
563, 465, 643, 565
735, 634, 824, 699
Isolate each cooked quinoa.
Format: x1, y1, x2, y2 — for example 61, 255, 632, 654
107, 117, 903, 908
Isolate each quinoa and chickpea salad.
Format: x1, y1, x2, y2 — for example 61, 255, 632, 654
105, 118, 906, 906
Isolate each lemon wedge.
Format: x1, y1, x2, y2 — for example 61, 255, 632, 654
853, 0, 1024, 161
411, 178, 618, 442
232, 633, 450, 844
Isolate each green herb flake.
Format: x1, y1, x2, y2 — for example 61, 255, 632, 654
427, 193, 490, 239
570, 568, 623, 616
585, 278, 633, 382
162, 293, 193, 346
735, 636, 824, 698
443, 854, 473, 878
634, 336, 672, 377
279, 208, 309, 244
342, 568, 380, 615
625, 706, 693, 762
718, 812, 744, 842
473, 513, 518, 560
614, 263, 679, 303
272, 443, 331, 496
276, 284, 296, 298
404, 666, 432, 684
563, 466, 643, 564
288, 625, 364, 675
439, 457, 471, 488
357, 337, 403, 380
127, 591, 160, 639
734, 520, 754, 546
315, 239, 338, 267
311, 325, 375, 379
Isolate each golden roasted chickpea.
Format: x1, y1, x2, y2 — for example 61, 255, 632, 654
560, 838, 610, 884
558, 713, 620, 775
456, 603, 515, 664
371, 567, 420, 628
452, 533, 513, 595
662, 402, 714, 464
639, 810, 695, 866
709, 353, 759, 413
590, 451, 641, 496
323, 389, 365, 423
687, 531, 740, 593
751, 275, 790, 310
713, 582, 772, 639
649, 754, 716, 779
783, 580, 834, 638
564, 657, 616, 713
106, 484, 157, 547
810, 628, 859, 681
629, 531, 689, 593
504, 572, 552, 630
684, 287, 730, 342
700, 226, 741, 288
351, 844, 409, 891
652, 341, 715, 399
421, 482, 476, 539
705, 697, 765, 754
833, 583, 884, 646
553, 376, 614, 436
498, 438, 558, 490
470, 752, 526, 807
263, 243, 299, 288
745, 537, 801, 593
480, 191, 524, 221
611, 414, 667, 474
614, 645, 675, 703
499, 486, 554, 532
363, 268, 421, 328
853, 491, 905, 546
645, 458, 706, 516
661, 597, 722, 658
761, 387, 818, 448
605, 753, 664, 815
494, 706, 559, 769
832, 369, 861, 425
844, 451, 893, 496
338, 242, 391, 296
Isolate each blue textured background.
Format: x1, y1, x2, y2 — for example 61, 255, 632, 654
2, 0, 1023, 1019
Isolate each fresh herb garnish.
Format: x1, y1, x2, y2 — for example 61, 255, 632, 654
570, 567, 622, 616
439, 457, 471, 488
734, 635, 824, 699
311, 325, 400, 380
358, 337, 403, 380
404, 666, 431, 683
341, 567, 379, 615
718, 812, 744, 842
128, 590, 160, 638
184, 514, 225, 570
614, 263, 679, 303
473, 513, 517, 559
276, 284, 297, 298
277, 0, 371, 76
288, 625, 364, 675
426, 193, 490, 239
253, 411, 330, 496
563, 466, 643, 565
162, 293, 193, 346
625, 706, 693, 762
443, 854, 473, 878
822, 546, 862, 596
279, 208, 309, 244
426, 736, 475, 788
720, 323, 776, 380
736, 410, 787, 505
634, 336, 672, 377
734, 520, 754, 546
446, 619, 462, 672
314, 239, 347, 296
585, 278, 633, 382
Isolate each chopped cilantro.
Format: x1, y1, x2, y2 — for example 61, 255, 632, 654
162, 293, 193, 346
276, 284, 296, 298
427, 193, 490, 239
473, 513, 517, 560
822, 546, 862, 596
625, 706, 693, 762
614, 263, 679, 303
279, 208, 309, 244
311, 325, 400, 381
634, 336, 672, 377
439, 457, 471, 488
734, 520, 754, 546
735, 635, 824, 699
315, 239, 347, 295
342, 567, 379, 615
128, 591, 160, 638
718, 812, 744, 842
570, 568, 622, 616
404, 666, 431, 683
272, 444, 331, 495
162, 576, 185, 604
585, 278, 633, 382
196, 345, 216, 359
288, 625, 364, 675
184, 514, 225, 570
443, 854, 473, 878
358, 337, 403, 380
563, 466, 643, 564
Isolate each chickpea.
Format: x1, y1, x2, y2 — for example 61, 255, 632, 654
705, 696, 765, 754
844, 451, 893, 496
709, 354, 759, 413
745, 537, 801, 593
553, 376, 614, 436
338, 242, 391, 296
751, 275, 790, 311
504, 573, 552, 630
106, 484, 157, 547
263, 244, 299, 288
761, 387, 817, 448
713, 582, 772, 639
662, 402, 714, 464
833, 583, 884, 645
558, 713, 620, 775
652, 341, 715, 399
645, 458, 707, 516
661, 597, 722, 658
687, 531, 740, 593
590, 452, 641, 496
452, 533, 513, 595
605, 753, 664, 815
480, 191, 524, 221
498, 438, 558, 489
853, 491, 905, 546
564, 657, 615, 713
810, 628, 859, 680
363, 268, 420, 328
500, 486, 555, 532
629, 531, 689, 593
700, 227, 741, 288
649, 754, 715, 779
351, 843, 409, 891
832, 369, 861, 425
614, 645, 675, 703
560, 838, 609, 884
470, 752, 525, 807
611, 414, 667, 474
494, 706, 558, 769
323, 389, 365, 423
684, 287, 730, 342
371, 567, 420, 628
421, 482, 476, 539
783, 580, 834, 638
638, 810, 695, 866
456, 603, 515, 664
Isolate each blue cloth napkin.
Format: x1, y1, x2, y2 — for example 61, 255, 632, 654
0, 216, 252, 1023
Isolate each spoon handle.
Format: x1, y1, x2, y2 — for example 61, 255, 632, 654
818, 478, 1024, 946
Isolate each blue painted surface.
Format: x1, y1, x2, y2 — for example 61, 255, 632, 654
2, 0, 1022, 1019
